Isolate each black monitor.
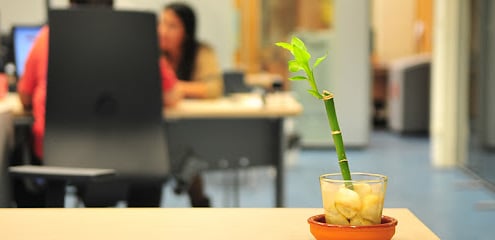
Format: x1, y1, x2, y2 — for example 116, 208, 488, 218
12, 25, 42, 77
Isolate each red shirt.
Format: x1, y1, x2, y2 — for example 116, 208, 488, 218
17, 26, 177, 158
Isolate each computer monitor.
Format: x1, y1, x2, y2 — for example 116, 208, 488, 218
12, 25, 42, 77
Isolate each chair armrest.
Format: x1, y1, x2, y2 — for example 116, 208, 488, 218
9, 165, 116, 183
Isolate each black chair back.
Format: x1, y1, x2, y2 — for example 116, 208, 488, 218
44, 9, 169, 181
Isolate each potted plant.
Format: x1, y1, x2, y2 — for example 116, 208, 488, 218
276, 37, 397, 240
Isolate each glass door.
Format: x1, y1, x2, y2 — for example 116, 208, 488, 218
466, 0, 495, 189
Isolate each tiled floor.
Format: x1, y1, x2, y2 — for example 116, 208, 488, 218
162, 130, 495, 240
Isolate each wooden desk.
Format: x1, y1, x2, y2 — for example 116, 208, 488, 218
166, 92, 301, 119
165, 93, 302, 207
0, 93, 302, 120
0, 208, 439, 240
1, 93, 302, 207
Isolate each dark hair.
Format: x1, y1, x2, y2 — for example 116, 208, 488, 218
69, 0, 113, 7
164, 2, 198, 81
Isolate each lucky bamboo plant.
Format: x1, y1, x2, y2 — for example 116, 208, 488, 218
277, 37, 391, 227
276, 36, 352, 183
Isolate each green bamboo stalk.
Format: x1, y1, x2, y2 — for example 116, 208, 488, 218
322, 91, 352, 186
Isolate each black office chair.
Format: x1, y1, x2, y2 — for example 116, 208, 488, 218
10, 9, 170, 207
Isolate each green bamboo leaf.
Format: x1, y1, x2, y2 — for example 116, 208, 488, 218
275, 42, 293, 54
289, 76, 307, 81
292, 44, 311, 66
307, 89, 323, 99
291, 36, 307, 52
313, 53, 327, 68
288, 60, 303, 72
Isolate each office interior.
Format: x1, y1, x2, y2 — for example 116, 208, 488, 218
0, 0, 494, 239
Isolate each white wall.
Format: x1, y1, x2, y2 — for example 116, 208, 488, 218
0, 0, 46, 32
2, 0, 236, 70
333, 0, 371, 146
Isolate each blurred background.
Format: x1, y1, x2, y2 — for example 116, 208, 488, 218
1, 0, 495, 239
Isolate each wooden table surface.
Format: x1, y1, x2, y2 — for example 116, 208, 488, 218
0, 208, 439, 240
1, 92, 303, 119
165, 92, 302, 119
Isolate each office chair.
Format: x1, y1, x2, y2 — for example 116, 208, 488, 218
10, 9, 170, 207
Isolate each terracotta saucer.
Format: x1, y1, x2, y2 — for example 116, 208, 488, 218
308, 214, 398, 240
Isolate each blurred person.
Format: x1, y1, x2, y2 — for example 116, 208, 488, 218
158, 2, 223, 99
15, 0, 180, 207
158, 2, 219, 207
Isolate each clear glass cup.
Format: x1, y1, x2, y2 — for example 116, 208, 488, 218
320, 173, 388, 226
